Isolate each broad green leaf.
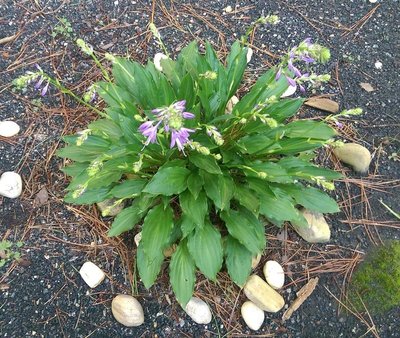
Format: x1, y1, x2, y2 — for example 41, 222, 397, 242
181, 215, 196, 239
169, 240, 196, 306
141, 204, 174, 260
110, 179, 147, 199
108, 204, 143, 237
220, 207, 265, 254
187, 171, 204, 199
202, 172, 234, 210
89, 119, 123, 141
286, 120, 336, 140
263, 98, 304, 122
64, 187, 111, 205
189, 153, 222, 174
61, 162, 87, 177
237, 134, 275, 154
137, 244, 164, 288
180, 190, 208, 227
187, 222, 223, 280
242, 162, 292, 183
225, 235, 253, 286
234, 184, 260, 215
143, 167, 190, 196
263, 138, 325, 155
279, 184, 340, 213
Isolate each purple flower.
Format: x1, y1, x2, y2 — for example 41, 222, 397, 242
40, 82, 49, 96
301, 55, 315, 63
288, 61, 302, 77
275, 68, 282, 81
303, 37, 312, 46
299, 84, 306, 93
173, 100, 186, 111
34, 76, 44, 89
335, 121, 344, 129
182, 112, 195, 119
170, 128, 195, 152
139, 121, 161, 145
286, 76, 296, 87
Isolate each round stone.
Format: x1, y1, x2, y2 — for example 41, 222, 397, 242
111, 294, 144, 327
0, 171, 22, 198
184, 297, 212, 324
263, 260, 285, 289
0, 121, 20, 137
241, 301, 265, 331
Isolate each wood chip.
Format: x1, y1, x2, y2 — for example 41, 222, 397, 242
305, 98, 339, 113
360, 82, 374, 92
0, 34, 17, 45
0, 283, 10, 291
282, 277, 319, 321
33, 187, 49, 207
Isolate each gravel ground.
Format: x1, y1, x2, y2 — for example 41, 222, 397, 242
0, 0, 399, 337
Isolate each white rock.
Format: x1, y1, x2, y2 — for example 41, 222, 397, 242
291, 209, 331, 243
0, 121, 20, 137
97, 198, 124, 217
241, 301, 264, 331
224, 5, 233, 13
333, 143, 371, 173
281, 85, 297, 98
374, 61, 382, 69
154, 53, 168, 72
225, 95, 239, 114
263, 260, 285, 289
112, 294, 144, 327
246, 48, 253, 63
79, 261, 105, 288
184, 297, 212, 324
369, 0, 377, 3
0, 172, 22, 198
134, 232, 142, 247
251, 254, 261, 269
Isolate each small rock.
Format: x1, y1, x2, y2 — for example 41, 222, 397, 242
225, 95, 239, 114
134, 232, 142, 247
241, 301, 265, 331
184, 297, 212, 324
246, 48, 253, 63
374, 61, 382, 69
291, 209, 331, 243
79, 261, 106, 288
305, 97, 339, 113
281, 85, 297, 98
243, 275, 285, 313
112, 294, 144, 327
154, 53, 168, 72
0, 172, 22, 198
97, 198, 124, 217
359, 82, 374, 92
263, 261, 285, 289
333, 143, 371, 173
224, 5, 233, 13
251, 254, 261, 269
369, 0, 377, 3
0, 121, 20, 137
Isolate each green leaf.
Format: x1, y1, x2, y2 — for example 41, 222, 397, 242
141, 204, 174, 260
242, 162, 292, 183
187, 171, 204, 199
187, 222, 223, 280
137, 244, 164, 288
225, 235, 253, 286
189, 153, 222, 174
234, 184, 260, 215
108, 204, 143, 237
202, 172, 234, 210
220, 207, 265, 254
143, 167, 190, 196
110, 179, 147, 199
64, 187, 111, 205
89, 119, 123, 141
180, 190, 208, 227
169, 239, 196, 306
181, 215, 196, 239
286, 120, 336, 140
280, 184, 340, 213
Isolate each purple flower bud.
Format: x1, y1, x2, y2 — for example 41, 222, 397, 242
301, 55, 315, 63
173, 100, 186, 112
286, 76, 297, 87
40, 82, 49, 96
34, 76, 44, 89
299, 84, 306, 93
182, 112, 195, 119
139, 121, 154, 132
335, 121, 344, 129
275, 68, 282, 81
303, 37, 312, 46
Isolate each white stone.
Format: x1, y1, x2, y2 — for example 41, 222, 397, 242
97, 199, 124, 217
154, 53, 168, 72
241, 301, 264, 331
79, 261, 105, 288
333, 143, 371, 173
0, 172, 22, 198
0, 121, 20, 137
112, 294, 144, 327
263, 260, 285, 289
184, 297, 212, 324
246, 48, 253, 63
374, 61, 382, 69
292, 209, 331, 243
281, 85, 297, 98
224, 5, 233, 13
369, 0, 377, 3
134, 232, 142, 247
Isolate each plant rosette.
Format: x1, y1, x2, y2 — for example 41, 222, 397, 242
17, 34, 345, 306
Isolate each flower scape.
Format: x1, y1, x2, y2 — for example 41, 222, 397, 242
14, 32, 348, 307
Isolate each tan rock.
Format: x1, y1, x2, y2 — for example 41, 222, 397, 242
184, 297, 212, 324
305, 97, 339, 113
111, 294, 144, 327
241, 301, 264, 331
243, 275, 285, 313
292, 209, 330, 243
333, 143, 371, 173
263, 260, 285, 289
79, 261, 105, 288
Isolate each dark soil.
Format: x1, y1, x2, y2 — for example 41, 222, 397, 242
1, 1, 399, 337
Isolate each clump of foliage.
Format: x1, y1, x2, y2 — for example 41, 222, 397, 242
348, 241, 400, 314
0, 240, 23, 268
14, 22, 345, 306
51, 17, 74, 39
